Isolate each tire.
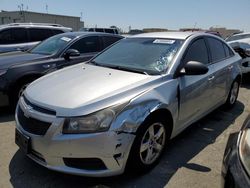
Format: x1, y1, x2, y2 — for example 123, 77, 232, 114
224, 80, 240, 108
9, 80, 32, 108
126, 116, 169, 173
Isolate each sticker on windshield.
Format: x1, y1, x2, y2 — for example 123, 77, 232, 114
153, 39, 175, 44
60, 37, 72, 42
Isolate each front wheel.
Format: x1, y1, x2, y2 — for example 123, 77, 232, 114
126, 117, 168, 173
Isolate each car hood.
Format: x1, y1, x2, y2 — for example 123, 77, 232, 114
0, 51, 49, 69
25, 64, 164, 116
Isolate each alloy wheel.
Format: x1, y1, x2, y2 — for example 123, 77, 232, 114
139, 123, 166, 165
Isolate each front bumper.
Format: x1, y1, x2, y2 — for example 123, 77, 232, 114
221, 133, 250, 188
15, 98, 136, 177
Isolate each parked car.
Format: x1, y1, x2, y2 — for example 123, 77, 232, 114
0, 32, 123, 107
226, 32, 250, 73
221, 115, 250, 188
0, 23, 72, 53
15, 32, 242, 177
80, 27, 119, 34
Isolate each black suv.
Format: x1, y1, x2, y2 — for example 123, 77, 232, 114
0, 23, 72, 53
0, 32, 123, 107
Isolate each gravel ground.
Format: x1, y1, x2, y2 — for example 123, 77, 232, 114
0, 78, 250, 188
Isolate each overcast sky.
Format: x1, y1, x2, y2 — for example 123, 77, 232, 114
1, 0, 250, 32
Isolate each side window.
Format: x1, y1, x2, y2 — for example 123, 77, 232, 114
0, 28, 28, 44
223, 43, 234, 57
102, 36, 121, 49
53, 29, 64, 35
95, 28, 104, 33
104, 29, 114, 34
70, 36, 100, 53
207, 37, 226, 62
0, 29, 12, 44
12, 28, 28, 43
29, 28, 54, 42
183, 38, 209, 64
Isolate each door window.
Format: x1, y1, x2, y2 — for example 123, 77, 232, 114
102, 36, 121, 49
0, 28, 28, 44
183, 38, 209, 64
29, 28, 54, 42
69, 36, 100, 53
207, 37, 226, 62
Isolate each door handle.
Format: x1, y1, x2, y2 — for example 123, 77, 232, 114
228, 65, 233, 70
208, 76, 215, 81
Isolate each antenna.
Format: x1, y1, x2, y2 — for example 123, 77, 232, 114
46, 4, 48, 13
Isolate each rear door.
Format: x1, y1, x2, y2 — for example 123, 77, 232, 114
205, 37, 233, 105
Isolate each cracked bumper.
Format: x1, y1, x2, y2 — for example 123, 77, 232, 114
15, 110, 136, 177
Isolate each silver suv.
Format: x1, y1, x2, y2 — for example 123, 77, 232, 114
0, 23, 72, 53
15, 32, 242, 177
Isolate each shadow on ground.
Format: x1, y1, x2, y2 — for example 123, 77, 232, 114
0, 106, 14, 123
241, 73, 250, 89
8, 100, 245, 188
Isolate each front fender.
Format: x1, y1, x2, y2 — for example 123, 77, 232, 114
111, 79, 179, 133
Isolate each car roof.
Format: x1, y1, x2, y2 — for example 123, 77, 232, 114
128, 32, 195, 40
0, 23, 72, 31
64, 31, 123, 38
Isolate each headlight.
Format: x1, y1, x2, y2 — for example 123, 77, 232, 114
62, 103, 127, 134
0, 69, 7, 76
239, 128, 250, 176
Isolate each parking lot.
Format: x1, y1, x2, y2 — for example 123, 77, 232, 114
0, 77, 250, 188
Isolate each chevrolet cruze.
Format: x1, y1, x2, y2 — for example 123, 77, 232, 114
15, 32, 242, 177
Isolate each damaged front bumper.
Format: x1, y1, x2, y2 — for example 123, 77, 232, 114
15, 102, 136, 177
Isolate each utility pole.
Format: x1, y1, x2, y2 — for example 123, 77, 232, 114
46, 4, 48, 14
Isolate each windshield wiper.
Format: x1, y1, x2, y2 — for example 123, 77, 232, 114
101, 64, 149, 75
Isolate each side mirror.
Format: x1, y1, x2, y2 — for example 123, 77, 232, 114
63, 49, 80, 60
181, 61, 209, 75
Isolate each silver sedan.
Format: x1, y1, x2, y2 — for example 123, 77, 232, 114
15, 32, 242, 177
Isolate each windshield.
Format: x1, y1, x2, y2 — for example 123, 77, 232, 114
92, 38, 184, 75
226, 34, 250, 42
30, 34, 75, 55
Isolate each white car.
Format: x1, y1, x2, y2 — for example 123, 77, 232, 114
226, 33, 250, 73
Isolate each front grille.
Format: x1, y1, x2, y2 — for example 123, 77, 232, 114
17, 107, 51, 135
63, 158, 107, 170
23, 96, 56, 116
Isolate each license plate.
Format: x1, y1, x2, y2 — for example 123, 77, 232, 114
15, 129, 30, 154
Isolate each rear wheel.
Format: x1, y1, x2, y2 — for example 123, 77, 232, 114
225, 80, 240, 108
126, 117, 169, 173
